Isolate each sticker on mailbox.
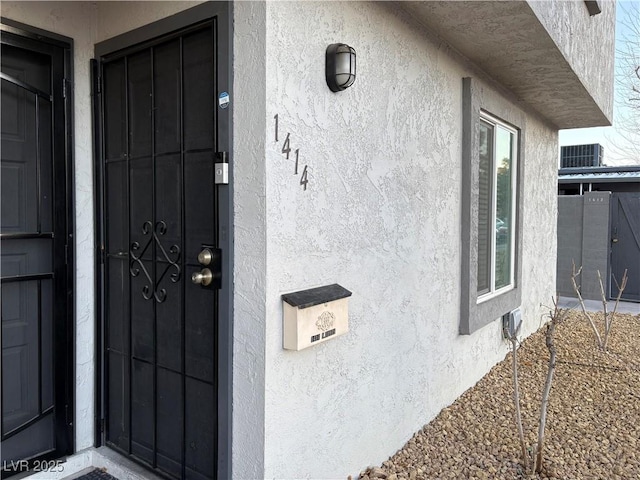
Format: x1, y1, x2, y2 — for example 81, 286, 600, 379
218, 91, 230, 109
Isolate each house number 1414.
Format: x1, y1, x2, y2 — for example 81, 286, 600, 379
274, 114, 309, 191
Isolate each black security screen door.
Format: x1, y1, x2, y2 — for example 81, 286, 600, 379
97, 16, 228, 480
1, 25, 73, 473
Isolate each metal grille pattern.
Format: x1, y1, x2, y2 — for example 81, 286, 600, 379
130, 221, 181, 303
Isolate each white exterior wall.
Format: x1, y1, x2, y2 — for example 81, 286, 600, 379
263, 2, 557, 477
231, 1, 268, 478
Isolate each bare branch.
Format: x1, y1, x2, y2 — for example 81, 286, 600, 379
603, 269, 629, 351
509, 335, 529, 472
597, 270, 608, 327
570, 261, 603, 348
535, 300, 561, 473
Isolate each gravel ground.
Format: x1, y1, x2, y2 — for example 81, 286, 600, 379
359, 310, 640, 480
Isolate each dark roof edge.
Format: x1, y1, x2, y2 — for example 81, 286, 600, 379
559, 165, 640, 175
558, 177, 640, 184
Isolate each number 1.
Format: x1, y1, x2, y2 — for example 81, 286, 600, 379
274, 114, 278, 142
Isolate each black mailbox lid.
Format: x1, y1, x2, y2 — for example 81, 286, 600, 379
281, 284, 352, 309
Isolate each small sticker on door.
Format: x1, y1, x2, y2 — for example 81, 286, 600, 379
218, 91, 230, 109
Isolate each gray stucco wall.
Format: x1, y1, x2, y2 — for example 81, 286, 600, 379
581, 192, 612, 299
557, 192, 611, 300
557, 196, 585, 296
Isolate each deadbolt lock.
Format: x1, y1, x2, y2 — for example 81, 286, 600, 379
193, 247, 222, 289
192, 268, 213, 286
198, 248, 215, 266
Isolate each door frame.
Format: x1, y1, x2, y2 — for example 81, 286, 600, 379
92, 3, 233, 478
0, 17, 75, 471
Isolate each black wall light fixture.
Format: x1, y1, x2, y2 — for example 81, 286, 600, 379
326, 43, 356, 92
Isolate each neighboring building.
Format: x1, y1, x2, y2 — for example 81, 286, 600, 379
560, 143, 604, 168
0, 1, 615, 479
557, 166, 640, 302
558, 165, 640, 195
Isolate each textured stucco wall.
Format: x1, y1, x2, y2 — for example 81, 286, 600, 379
263, 2, 557, 478
399, 0, 613, 128
519, 113, 558, 324
232, 1, 267, 478
527, 0, 616, 121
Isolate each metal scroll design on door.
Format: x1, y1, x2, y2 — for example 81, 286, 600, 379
130, 221, 181, 303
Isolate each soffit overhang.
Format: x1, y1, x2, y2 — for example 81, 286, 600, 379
400, 1, 612, 129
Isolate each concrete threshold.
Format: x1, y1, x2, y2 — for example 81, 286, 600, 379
21, 447, 164, 480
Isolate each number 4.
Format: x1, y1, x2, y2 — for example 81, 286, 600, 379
300, 165, 308, 190
282, 133, 291, 159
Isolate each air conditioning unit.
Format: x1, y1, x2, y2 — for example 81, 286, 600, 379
502, 307, 522, 339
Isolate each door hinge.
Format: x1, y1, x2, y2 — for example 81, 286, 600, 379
100, 418, 105, 433
99, 245, 105, 265
65, 244, 69, 264
66, 404, 72, 426
97, 76, 102, 94
63, 79, 71, 99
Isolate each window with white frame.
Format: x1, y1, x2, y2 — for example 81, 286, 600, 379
477, 112, 518, 299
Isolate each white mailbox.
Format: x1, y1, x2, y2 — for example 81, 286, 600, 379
282, 284, 352, 351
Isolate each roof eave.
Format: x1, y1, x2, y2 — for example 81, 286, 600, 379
399, 1, 612, 129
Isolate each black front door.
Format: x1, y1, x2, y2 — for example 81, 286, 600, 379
611, 193, 640, 302
1, 25, 73, 473
96, 9, 231, 480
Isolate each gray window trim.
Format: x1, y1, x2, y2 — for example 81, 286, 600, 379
460, 77, 524, 335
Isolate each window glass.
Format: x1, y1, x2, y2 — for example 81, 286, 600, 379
477, 113, 517, 298
495, 128, 513, 290
477, 121, 493, 294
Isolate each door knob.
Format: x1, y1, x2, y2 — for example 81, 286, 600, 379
197, 248, 214, 266
192, 268, 213, 286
